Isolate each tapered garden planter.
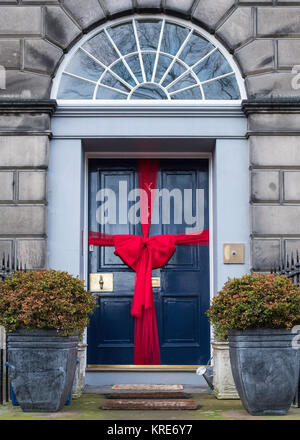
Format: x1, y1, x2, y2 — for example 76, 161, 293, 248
228, 329, 300, 416
7, 329, 78, 412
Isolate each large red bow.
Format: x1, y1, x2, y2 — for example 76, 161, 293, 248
114, 234, 176, 364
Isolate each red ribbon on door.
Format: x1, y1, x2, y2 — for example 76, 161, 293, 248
88, 160, 209, 365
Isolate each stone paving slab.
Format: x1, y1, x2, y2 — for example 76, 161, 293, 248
102, 399, 199, 410
0, 393, 300, 420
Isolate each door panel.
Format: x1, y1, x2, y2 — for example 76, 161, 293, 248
87, 159, 210, 365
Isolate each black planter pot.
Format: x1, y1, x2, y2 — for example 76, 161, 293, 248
7, 329, 78, 412
228, 329, 300, 416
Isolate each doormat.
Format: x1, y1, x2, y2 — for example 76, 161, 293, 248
106, 392, 191, 399
111, 384, 183, 391
102, 399, 198, 410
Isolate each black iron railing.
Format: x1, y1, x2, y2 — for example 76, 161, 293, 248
0, 253, 26, 405
0, 253, 26, 282
271, 251, 300, 408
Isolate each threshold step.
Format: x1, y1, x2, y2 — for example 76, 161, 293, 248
106, 392, 191, 399
102, 399, 199, 410
112, 384, 183, 391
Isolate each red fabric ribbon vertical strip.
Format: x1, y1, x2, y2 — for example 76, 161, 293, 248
138, 159, 159, 238
135, 159, 161, 364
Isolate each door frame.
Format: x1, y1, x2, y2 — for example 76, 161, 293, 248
83, 150, 213, 367
49, 103, 249, 371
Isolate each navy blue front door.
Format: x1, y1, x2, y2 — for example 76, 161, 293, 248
87, 159, 210, 365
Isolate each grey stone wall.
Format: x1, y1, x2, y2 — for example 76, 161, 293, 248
0, 1, 299, 271
244, 101, 300, 271
0, 101, 56, 270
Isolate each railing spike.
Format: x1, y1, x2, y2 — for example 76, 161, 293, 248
271, 250, 300, 288
6, 254, 10, 274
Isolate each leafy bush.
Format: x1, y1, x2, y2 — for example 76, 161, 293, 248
0, 270, 96, 337
207, 273, 300, 340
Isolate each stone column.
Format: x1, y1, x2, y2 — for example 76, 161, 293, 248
243, 99, 300, 271
212, 341, 239, 399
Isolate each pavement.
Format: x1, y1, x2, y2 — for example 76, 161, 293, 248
0, 385, 300, 420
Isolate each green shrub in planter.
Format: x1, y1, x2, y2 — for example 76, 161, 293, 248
207, 273, 300, 415
207, 273, 300, 340
0, 270, 96, 337
0, 270, 96, 412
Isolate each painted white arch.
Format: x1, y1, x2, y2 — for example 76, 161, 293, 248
51, 14, 247, 105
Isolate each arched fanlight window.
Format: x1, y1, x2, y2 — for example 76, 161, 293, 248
55, 17, 243, 101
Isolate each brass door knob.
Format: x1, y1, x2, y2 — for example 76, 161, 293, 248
99, 275, 104, 290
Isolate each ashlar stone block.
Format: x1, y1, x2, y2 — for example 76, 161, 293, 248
101, 0, 134, 16
0, 70, 51, 100
0, 171, 14, 201
0, 240, 13, 260
0, 7, 42, 35
24, 39, 63, 74
285, 239, 300, 260
0, 206, 46, 235
63, 0, 106, 29
18, 171, 47, 202
0, 136, 48, 168
192, 0, 235, 31
0, 113, 51, 133
216, 7, 253, 49
251, 171, 280, 202
0, 40, 21, 69
44, 6, 82, 49
16, 239, 47, 270
257, 7, 300, 37
246, 71, 297, 98
164, 0, 195, 15
252, 205, 300, 235
238, 0, 272, 2
283, 171, 300, 201
235, 39, 274, 75
252, 239, 281, 271
250, 136, 300, 167
278, 39, 300, 68
136, 0, 162, 9
248, 113, 300, 133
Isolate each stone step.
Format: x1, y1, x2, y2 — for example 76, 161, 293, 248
102, 399, 199, 410
111, 384, 183, 391
106, 392, 191, 399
